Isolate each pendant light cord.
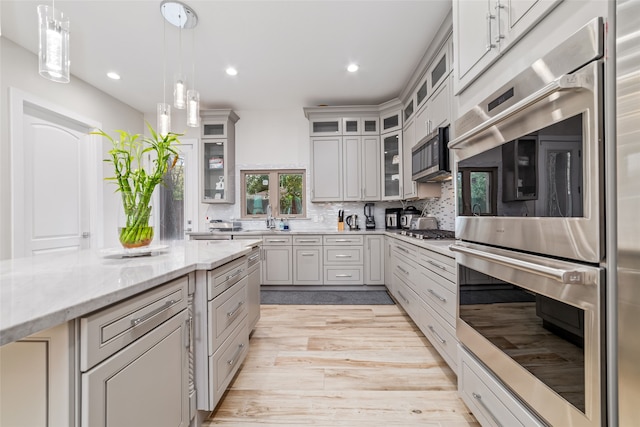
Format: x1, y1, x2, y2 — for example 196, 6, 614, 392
178, 13, 183, 77
191, 27, 196, 89
162, 7, 166, 106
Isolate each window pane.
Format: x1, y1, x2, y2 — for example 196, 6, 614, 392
245, 174, 269, 216
470, 171, 491, 214
279, 173, 303, 215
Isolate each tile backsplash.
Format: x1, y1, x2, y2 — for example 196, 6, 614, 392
199, 164, 455, 232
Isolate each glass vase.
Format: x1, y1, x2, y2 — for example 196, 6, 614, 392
118, 202, 154, 249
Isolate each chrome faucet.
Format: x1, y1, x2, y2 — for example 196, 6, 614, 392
266, 204, 276, 229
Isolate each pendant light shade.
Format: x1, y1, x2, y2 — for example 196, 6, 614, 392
186, 89, 200, 127
174, 73, 186, 109
157, 103, 171, 137
37, 4, 70, 83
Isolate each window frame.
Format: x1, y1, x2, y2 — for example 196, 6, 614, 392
457, 167, 498, 216
240, 169, 306, 219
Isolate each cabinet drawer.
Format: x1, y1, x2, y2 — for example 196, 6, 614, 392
80, 275, 189, 371
419, 268, 456, 327
323, 235, 364, 245
262, 235, 293, 245
293, 235, 323, 245
324, 267, 363, 284
394, 274, 423, 323
391, 240, 419, 264
210, 319, 249, 408
324, 246, 363, 264
207, 256, 247, 300
459, 347, 544, 427
419, 249, 455, 282
392, 256, 420, 294
421, 308, 458, 373
208, 278, 248, 355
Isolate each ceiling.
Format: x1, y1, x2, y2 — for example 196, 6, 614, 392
1, 0, 452, 114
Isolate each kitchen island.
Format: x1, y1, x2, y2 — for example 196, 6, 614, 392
0, 239, 261, 427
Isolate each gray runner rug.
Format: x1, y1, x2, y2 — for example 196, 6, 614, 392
261, 290, 395, 305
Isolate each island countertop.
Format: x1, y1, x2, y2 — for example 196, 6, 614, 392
0, 239, 261, 346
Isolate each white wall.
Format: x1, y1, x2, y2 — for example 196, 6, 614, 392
0, 37, 144, 258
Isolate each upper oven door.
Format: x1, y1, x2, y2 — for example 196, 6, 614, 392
450, 59, 603, 263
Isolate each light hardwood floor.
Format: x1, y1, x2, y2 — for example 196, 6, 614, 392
204, 304, 479, 426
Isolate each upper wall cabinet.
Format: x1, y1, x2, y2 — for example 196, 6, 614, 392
309, 118, 342, 136
381, 109, 402, 135
453, 0, 561, 94
200, 109, 239, 204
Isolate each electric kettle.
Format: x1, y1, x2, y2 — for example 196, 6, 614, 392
345, 214, 359, 230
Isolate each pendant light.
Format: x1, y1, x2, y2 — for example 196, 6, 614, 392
160, 1, 199, 128
186, 25, 200, 128
157, 4, 171, 137
37, 0, 70, 83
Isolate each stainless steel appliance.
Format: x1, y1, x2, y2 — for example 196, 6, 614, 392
412, 126, 450, 182
345, 214, 359, 231
400, 206, 420, 229
449, 18, 604, 264
385, 208, 402, 229
616, 0, 640, 424
449, 18, 606, 427
409, 216, 437, 230
364, 203, 376, 230
400, 229, 455, 240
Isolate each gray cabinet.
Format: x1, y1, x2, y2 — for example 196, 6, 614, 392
364, 235, 385, 285
310, 137, 343, 201
344, 135, 381, 201
323, 235, 364, 285
262, 235, 293, 285
453, 0, 560, 92
247, 247, 261, 330
293, 235, 323, 285
381, 131, 402, 201
200, 109, 239, 204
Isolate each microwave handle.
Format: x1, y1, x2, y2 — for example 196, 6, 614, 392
448, 73, 587, 150
449, 244, 586, 285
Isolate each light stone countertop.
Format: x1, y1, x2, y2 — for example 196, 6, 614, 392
0, 239, 261, 346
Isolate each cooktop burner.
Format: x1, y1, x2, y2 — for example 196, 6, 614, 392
399, 229, 456, 240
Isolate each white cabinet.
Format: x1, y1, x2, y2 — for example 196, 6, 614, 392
364, 235, 385, 285
402, 119, 417, 200
344, 135, 381, 201
415, 76, 452, 142
323, 235, 364, 285
201, 109, 239, 204
311, 137, 343, 201
262, 235, 293, 285
293, 235, 323, 285
381, 131, 402, 200
80, 276, 191, 427
453, 0, 560, 92
310, 117, 342, 136
0, 323, 74, 427
380, 109, 402, 134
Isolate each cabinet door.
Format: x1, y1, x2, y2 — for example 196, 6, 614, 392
247, 252, 261, 331
427, 77, 452, 130
364, 235, 384, 285
203, 138, 233, 203
380, 110, 402, 134
361, 117, 380, 135
453, 0, 499, 92
361, 136, 381, 201
82, 311, 189, 427
343, 136, 362, 201
262, 246, 293, 285
402, 120, 417, 199
311, 137, 343, 201
501, 0, 560, 51
310, 118, 341, 136
293, 246, 323, 285
381, 132, 402, 200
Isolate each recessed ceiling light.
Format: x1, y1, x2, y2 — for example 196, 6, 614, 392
107, 72, 121, 80
347, 63, 359, 73
226, 67, 238, 76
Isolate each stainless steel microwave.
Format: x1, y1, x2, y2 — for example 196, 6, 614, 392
411, 126, 450, 182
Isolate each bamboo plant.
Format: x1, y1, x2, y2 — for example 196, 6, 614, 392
92, 122, 180, 248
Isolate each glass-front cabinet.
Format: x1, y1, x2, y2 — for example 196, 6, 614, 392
382, 131, 402, 200
200, 109, 239, 204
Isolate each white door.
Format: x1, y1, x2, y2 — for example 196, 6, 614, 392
11, 89, 103, 258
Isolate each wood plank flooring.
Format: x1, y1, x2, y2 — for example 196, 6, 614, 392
204, 304, 479, 426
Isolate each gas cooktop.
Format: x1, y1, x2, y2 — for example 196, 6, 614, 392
399, 229, 456, 240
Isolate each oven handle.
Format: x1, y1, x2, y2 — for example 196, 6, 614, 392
449, 244, 586, 285
448, 73, 587, 149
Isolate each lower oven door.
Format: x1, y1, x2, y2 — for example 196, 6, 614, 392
451, 242, 604, 427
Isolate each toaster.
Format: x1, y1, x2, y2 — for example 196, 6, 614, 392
409, 216, 438, 230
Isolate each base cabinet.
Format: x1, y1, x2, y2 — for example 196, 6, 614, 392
262, 236, 293, 285
364, 235, 385, 285
247, 247, 261, 330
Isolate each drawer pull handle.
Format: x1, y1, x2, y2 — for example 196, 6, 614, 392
333, 239, 353, 242
227, 301, 245, 318
397, 246, 410, 254
268, 239, 287, 243
427, 325, 446, 344
397, 291, 409, 304
335, 274, 353, 278
131, 299, 177, 326
335, 254, 353, 258
397, 266, 409, 275
248, 254, 260, 262
227, 343, 245, 366
226, 269, 243, 281
428, 289, 447, 302
428, 260, 447, 271
297, 239, 318, 243
301, 253, 315, 256
472, 392, 503, 427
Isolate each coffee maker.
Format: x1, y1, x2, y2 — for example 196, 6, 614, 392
364, 203, 376, 230
385, 207, 402, 229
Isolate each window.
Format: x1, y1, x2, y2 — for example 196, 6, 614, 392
457, 168, 498, 216
241, 170, 306, 218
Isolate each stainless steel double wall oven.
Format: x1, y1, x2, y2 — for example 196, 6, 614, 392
449, 18, 606, 427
